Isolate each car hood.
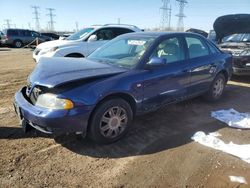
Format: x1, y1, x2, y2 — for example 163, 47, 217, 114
29, 57, 128, 88
214, 14, 250, 41
36, 39, 81, 49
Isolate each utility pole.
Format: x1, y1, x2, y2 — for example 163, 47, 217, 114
46, 8, 56, 31
31, 6, 40, 31
28, 22, 31, 30
160, 0, 172, 31
168, 5, 172, 30
118, 18, 121, 24
176, 0, 188, 31
4, 19, 11, 28
75, 22, 79, 31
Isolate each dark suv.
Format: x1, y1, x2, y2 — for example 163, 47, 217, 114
1, 29, 52, 48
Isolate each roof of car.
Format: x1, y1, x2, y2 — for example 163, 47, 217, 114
90, 24, 142, 31
119, 31, 197, 38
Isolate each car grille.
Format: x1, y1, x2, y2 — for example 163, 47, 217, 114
30, 87, 42, 104
25, 85, 44, 104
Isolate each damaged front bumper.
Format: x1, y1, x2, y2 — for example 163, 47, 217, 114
14, 87, 93, 136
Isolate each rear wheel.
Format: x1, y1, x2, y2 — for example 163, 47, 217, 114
204, 73, 226, 101
13, 40, 23, 48
89, 98, 133, 144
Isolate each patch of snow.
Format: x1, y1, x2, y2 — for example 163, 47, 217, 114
229, 175, 248, 184
192, 131, 250, 164
211, 109, 250, 129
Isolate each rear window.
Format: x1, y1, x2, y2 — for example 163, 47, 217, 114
3, 30, 7, 35
113, 28, 134, 37
207, 42, 220, 54
7, 30, 19, 36
186, 37, 209, 58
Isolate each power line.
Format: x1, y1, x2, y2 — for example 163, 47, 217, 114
46, 8, 56, 31
176, 0, 188, 31
160, 0, 172, 30
31, 6, 40, 31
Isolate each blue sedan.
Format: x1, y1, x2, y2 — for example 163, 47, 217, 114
14, 32, 233, 144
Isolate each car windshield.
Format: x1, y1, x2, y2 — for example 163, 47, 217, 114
223, 33, 250, 42
88, 36, 156, 69
66, 28, 94, 40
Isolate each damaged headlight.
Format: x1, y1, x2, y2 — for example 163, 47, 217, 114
35, 93, 74, 110
39, 46, 59, 55
240, 49, 250, 56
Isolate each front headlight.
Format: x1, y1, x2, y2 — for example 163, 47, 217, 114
40, 46, 59, 55
35, 93, 74, 110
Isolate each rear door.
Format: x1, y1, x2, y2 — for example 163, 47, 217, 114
142, 36, 190, 111
184, 35, 215, 96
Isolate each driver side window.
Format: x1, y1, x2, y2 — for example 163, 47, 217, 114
150, 37, 185, 64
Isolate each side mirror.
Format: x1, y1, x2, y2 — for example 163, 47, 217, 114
145, 57, 167, 69
88, 35, 97, 42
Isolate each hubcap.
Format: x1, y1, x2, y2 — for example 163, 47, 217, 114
16, 41, 21, 48
100, 106, 128, 138
213, 78, 224, 98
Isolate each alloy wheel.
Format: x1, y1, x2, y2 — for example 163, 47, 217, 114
99, 106, 128, 138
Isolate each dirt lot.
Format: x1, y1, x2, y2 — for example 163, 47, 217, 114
0, 48, 250, 188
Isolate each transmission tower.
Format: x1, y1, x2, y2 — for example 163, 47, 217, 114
160, 0, 172, 30
4, 19, 12, 28
31, 6, 40, 31
176, 0, 187, 31
46, 8, 56, 31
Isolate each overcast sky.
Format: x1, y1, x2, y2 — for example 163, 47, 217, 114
0, 0, 249, 32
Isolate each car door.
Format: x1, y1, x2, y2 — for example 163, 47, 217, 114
86, 28, 116, 55
184, 35, 215, 96
142, 36, 190, 111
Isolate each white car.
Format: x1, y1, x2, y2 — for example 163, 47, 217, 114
33, 24, 142, 62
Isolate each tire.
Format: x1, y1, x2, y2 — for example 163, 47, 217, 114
88, 98, 133, 144
204, 73, 226, 102
13, 40, 23, 48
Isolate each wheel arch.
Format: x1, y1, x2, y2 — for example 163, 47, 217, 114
218, 69, 228, 82
65, 53, 85, 58
86, 92, 137, 136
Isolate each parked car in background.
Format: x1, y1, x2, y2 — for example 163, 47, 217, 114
0, 28, 52, 48
41, 32, 60, 40
14, 32, 232, 144
33, 24, 142, 62
207, 30, 217, 44
186, 28, 208, 38
0, 31, 4, 46
59, 33, 72, 40
214, 14, 250, 75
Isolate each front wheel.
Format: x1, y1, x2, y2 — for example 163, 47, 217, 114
204, 73, 226, 102
89, 98, 133, 144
